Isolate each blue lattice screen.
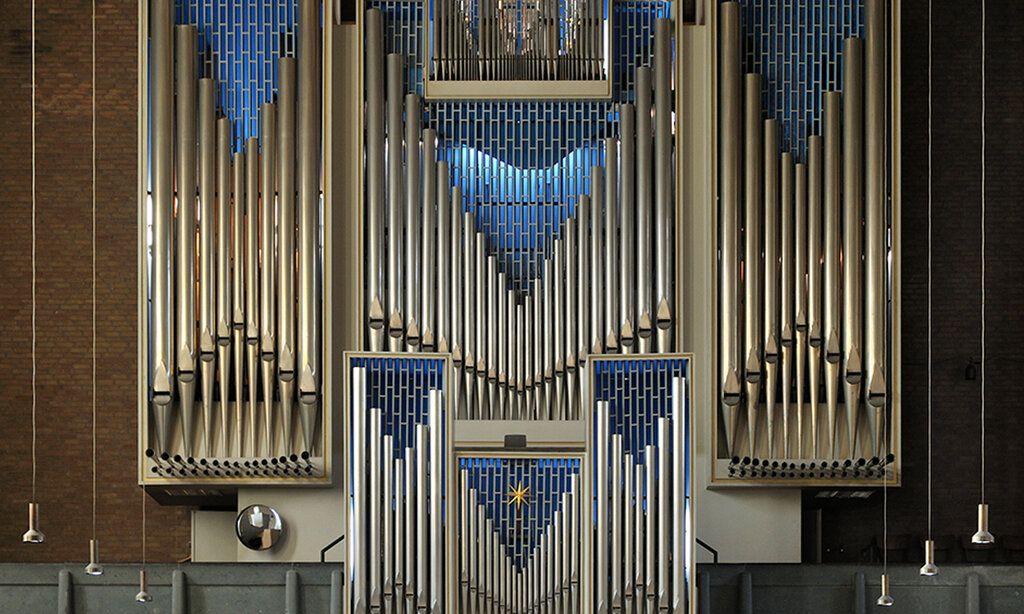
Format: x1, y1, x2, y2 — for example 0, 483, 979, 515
351, 356, 446, 453
460, 456, 580, 570
173, 0, 304, 152
728, 0, 865, 160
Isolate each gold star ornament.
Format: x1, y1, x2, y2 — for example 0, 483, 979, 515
507, 480, 531, 511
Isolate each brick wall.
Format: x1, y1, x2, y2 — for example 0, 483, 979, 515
819, 0, 1024, 561
0, 0, 191, 562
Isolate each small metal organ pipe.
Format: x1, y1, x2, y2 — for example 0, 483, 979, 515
365, 9, 386, 351
743, 73, 763, 458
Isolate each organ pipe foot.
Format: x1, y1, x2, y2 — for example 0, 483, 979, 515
744, 349, 762, 457
795, 330, 807, 458
808, 343, 822, 459
233, 330, 245, 456
844, 346, 863, 458
298, 396, 319, 457
217, 343, 231, 455
279, 376, 296, 456
780, 344, 792, 458
246, 343, 259, 456
261, 358, 276, 457
825, 331, 841, 459
177, 374, 197, 459
200, 355, 216, 457
151, 395, 174, 458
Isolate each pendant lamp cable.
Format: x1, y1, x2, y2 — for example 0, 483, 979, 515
141, 486, 147, 566
91, 0, 98, 543
30, 0, 38, 507
979, 0, 987, 507
926, 0, 933, 540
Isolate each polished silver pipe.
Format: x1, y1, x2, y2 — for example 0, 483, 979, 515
780, 153, 794, 459
644, 443, 656, 610
369, 407, 383, 608
198, 77, 216, 456
232, 151, 246, 456
405, 95, 423, 348
807, 136, 823, 459
532, 260, 543, 419
386, 54, 405, 349
297, 0, 321, 438
460, 473, 470, 610
245, 137, 260, 455
524, 282, 534, 419
416, 424, 428, 609
636, 67, 654, 354
794, 162, 808, 458
404, 446, 415, 608
843, 38, 865, 458
571, 471, 580, 612
654, 18, 674, 352
516, 301, 525, 419
350, 367, 367, 613
428, 390, 444, 612
864, 0, 888, 452
619, 103, 636, 353
476, 233, 488, 418
464, 211, 477, 388
175, 25, 198, 458
590, 167, 605, 355
260, 103, 277, 457
468, 496, 478, 608
498, 271, 509, 418
488, 255, 499, 413
395, 455, 406, 609
823, 91, 841, 459
451, 186, 464, 368
657, 418, 670, 608
671, 378, 686, 612
610, 434, 623, 609
596, 401, 609, 613
216, 118, 232, 456
719, 3, 743, 458
483, 516, 493, 610
544, 252, 555, 419
150, 0, 174, 454
634, 460, 644, 607
577, 194, 591, 364
277, 57, 297, 456
366, 9, 386, 351
744, 74, 763, 458
623, 452, 635, 612
437, 161, 451, 354
421, 129, 438, 351
604, 136, 620, 352
565, 219, 578, 398
383, 434, 395, 603
763, 120, 780, 459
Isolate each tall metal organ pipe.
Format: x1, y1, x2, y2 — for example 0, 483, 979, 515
215, 117, 232, 456
150, 0, 174, 454
259, 103, 277, 457
297, 0, 322, 454
278, 57, 297, 455
654, 18, 674, 351
198, 77, 217, 456
366, 9, 386, 352
386, 53, 405, 350
842, 38, 865, 458
865, 0, 888, 455
763, 119, 780, 459
743, 73, 763, 458
718, 2, 743, 458
175, 25, 198, 458
636, 67, 654, 355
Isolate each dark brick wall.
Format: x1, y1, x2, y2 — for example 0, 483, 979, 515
0, 1, 191, 562
819, 0, 1024, 562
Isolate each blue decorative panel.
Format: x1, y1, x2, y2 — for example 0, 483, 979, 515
350, 355, 446, 452
727, 0, 865, 160
173, 0, 302, 151
459, 456, 581, 570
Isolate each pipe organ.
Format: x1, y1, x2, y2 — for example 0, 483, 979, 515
140, 0, 328, 485
714, 0, 901, 484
